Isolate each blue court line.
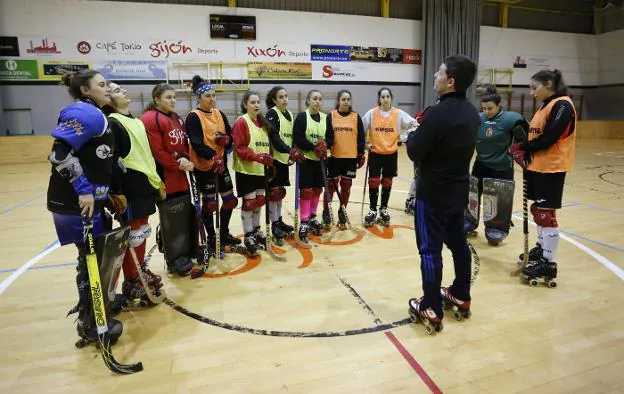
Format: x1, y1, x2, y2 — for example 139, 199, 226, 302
0, 192, 46, 216
560, 231, 624, 254
0, 261, 76, 274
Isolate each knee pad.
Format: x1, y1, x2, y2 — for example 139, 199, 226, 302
270, 187, 286, 202
339, 177, 352, 192
533, 208, 558, 227
255, 194, 266, 208
221, 193, 238, 209
139, 223, 152, 240
242, 198, 257, 212
530, 202, 538, 217
368, 176, 381, 189
301, 188, 314, 199
128, 227, 147, 248
312, 187, 323, 197
381, 176, 393, 188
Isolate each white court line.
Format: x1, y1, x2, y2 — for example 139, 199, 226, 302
0, 240, 60, 296
512, 214, 624, 282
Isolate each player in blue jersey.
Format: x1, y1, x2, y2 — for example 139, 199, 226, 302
46, 70, 123, 345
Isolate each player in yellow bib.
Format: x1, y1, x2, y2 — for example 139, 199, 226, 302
105, 82, 165, 303
265, 86, 305, 244
509, 69, 577, 286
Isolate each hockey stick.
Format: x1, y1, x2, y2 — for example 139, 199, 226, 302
212, 170, 230, 273
510, 168, 528, 277
468, 241, 481, 284
330, 177, 365, 236
293, 162, 312, 249
82, 217, 143, 374
265, 166, 287, 261
360, 160, 369, 227
186, 171, 211, 280
319, 159, 338, 243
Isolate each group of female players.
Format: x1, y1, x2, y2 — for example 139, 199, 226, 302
46, 66, 575, 344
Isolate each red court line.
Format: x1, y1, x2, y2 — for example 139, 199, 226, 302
385, 331, 443, 394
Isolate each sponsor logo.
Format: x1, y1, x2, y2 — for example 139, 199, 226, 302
96, 144, 113, 159
322, 65, 355, 79
26, 38, 61, 54
77, 41, 91, 54
5, 59, 17, 71
149, 40, 192, 58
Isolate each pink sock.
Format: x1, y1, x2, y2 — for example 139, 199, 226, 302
310, 193, 320, 217
300, 197, 311, 221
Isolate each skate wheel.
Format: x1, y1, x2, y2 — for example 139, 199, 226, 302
424, 325, 434, 335
548, 280, 557, 288
529, 278, 539, 287
75, 339, 87, 349
435, 322, 444, 332
453, 311, 463, 321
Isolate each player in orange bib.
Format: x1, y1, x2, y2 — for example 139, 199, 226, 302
323, 90, 366, 229
509, 69, 576, 286
186, 76, 241, 258
362, 87, 418, 226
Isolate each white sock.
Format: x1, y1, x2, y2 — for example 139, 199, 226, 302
541, 227, 559, 262
252, 207, 261, 229
537, 225, 543, 247
270, 201, 280, 223
241, 210, 254, 234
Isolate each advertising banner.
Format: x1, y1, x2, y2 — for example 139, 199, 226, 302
312, 62, 419, 83
248, 62, 312, 79
38, 60, 90, 80
0, 59, 38, 80
240, 42, 310, 62
310, 45, 350, 62
0, 37, 20, 57
94, 60, 167, 80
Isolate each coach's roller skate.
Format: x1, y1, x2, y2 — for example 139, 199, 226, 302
522, 257, 557, 288
404, 197, 415, 215
271, 221, 287, 246
518, 243, 543, 266
440, 287, 472, 321
244, 231, 260, 257
408, 297, 443, 335
337, 208, 347, 230
364, 210, 377, 227
277, 216, 294, 238
377, 207, 391, 227
309, 215, 323, 236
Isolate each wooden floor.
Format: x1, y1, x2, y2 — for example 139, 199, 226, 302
1, 139, 623, 394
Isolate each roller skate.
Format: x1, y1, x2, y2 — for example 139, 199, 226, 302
404, 197, 415, 215
277, 216, 294, 238
485, 228, 508, 247
322, 210, 332, 230
271, 221, 286, 246
518, 243, 543, 266
377, 207, 391, 227
221, 232, 245, 254
309, 215, 323, 236
463, 220, 478, 238
167, 256, 193, 277
252, 226, 267, 250
408, 297, 443, 335
522, 257, 557, 288
440, 287, 472, 321
337, 207, 348, 230
298, 221, 310, 243
142, 266, 163, 291
75, 317, 123, 349
122, 277, 158, 308
364, 209, 377, 227
244, 232, 260, 257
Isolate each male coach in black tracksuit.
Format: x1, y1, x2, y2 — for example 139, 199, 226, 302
406, 55, 480, 328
